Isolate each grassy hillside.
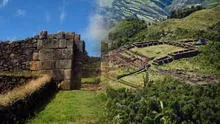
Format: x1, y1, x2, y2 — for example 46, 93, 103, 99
106, 5, 220, 49
145, 5, 220, 41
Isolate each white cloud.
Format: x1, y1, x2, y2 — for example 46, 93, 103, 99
83, 0, 111, 42
16, 9, 26, 16
85, 14, 108, 42
0, 0, 9, 8
60, 0, 66, 24
80, 0, 111, 56
97, 0, 113, 7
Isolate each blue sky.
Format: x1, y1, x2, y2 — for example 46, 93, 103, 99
0, 0, 101, 56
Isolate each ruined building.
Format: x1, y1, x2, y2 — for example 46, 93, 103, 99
0, 30, 86, 90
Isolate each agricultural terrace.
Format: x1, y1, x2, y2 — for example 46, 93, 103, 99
131, 44, 185, 59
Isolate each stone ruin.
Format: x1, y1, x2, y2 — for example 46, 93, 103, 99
103, 40, 201, 72
0, 30, 86, 90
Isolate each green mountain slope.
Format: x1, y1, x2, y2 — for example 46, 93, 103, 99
142, 4, 220, 41
106, 5, 220, 49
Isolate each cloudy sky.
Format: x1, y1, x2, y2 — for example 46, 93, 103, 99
0, 0, 104, 56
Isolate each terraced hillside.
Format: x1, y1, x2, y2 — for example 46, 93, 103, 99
98, 0, 220, 24
102, 40, 220, 88
102, 5, 220, 88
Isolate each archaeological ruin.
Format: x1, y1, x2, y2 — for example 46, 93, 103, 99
0, 30, 86, 90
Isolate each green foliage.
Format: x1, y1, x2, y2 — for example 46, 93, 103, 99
107, 5, 220, 49
108, 18, 147, 49
195, 42, 220, 73
161, 41, 220, 75
81, 77, 100, 84
145, 5, 220, 41
105, 77, 220, 123
101, 41, 109, 55
143, 71, 149, 88
169, 5, 204, 19
0, 71, 40, 77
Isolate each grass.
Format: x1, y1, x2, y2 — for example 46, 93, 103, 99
120, 72, 145, 87
159, 42, 220, 75
27, 90, 106, 124
159, 56, 219, 75
108, 5, 220, 48
131, 44, 184, 59
0, 71, 41, 77
0, 75, 51, 107
106, 65, 136, 78
144, 5, 220, 41
101, 74, 133, 89
81, 77, 100, 84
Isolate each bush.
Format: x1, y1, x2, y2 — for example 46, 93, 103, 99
169, 5, 204, 19
105, 77, 220, 123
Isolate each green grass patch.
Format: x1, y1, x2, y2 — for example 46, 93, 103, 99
81, 77, 100, 84
101, 75, 133, 90
120, 73, 145, 87
160, 42, 220, 75
131, 45, 185, 59
0, 71, 41, 77
27, 90, 106, 124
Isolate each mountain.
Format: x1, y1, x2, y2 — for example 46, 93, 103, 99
105, 5, 220, 49
98, 0, 220, 24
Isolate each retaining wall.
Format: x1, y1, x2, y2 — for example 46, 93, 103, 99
0, 79, 57, 124
153, 49, 200, 65
0, 75, 37, 94
0, 39, 38, 71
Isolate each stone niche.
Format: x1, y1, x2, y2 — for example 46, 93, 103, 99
30, 31, 85, 90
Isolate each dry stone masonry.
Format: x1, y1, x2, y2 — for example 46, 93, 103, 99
0, 75, 38, 94
121, 40, 200, 66
104, 40, 201, 72
0, 30, 86, 90
0, 39, 38, 71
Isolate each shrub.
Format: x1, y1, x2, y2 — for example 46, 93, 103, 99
105, 77, 220, 123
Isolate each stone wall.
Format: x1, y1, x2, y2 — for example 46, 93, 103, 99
0, 78, 57, 123
0, 75, 38, 94
0, 39, 38, 71
0, 31, 86, 90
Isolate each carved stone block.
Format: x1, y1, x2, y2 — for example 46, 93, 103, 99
53, 69, 64, 81
30, 61, 40, 71
32, 52, 39, 61
59, 39, 67, 48
55, 60, 72, 69
64, 69, 71, 80
54, 49, 73, 59
39, 49, 54, 60
39, 61, 55, 70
